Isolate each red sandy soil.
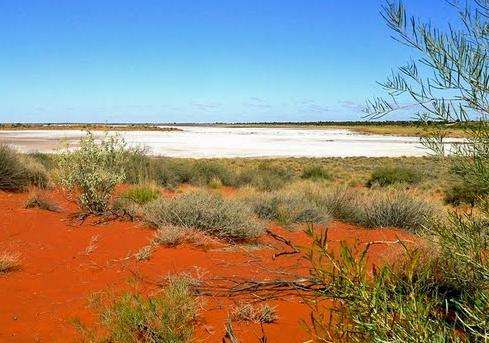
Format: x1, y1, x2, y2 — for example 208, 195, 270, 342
0, 189, 416, 343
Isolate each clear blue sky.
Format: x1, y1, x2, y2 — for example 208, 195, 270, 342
0, 0, 455, 123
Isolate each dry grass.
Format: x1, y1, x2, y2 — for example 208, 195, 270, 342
0, 252, 21, 273
231, 303, 278, 323
24, 193, 61, 212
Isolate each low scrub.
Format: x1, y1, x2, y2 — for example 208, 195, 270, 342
242, 188, 330, 227
232, 303, 278, 324
56, 133, 129, 213
24, 193, 61, 212
0, 145, 50, 191
94, 276, 198, 342
143, 190, 263, 241
121, 184, 160, 205
237, 163, 293, 191
301, 165, 331, 181
153, 226, 187, 247
367, 165, 422, 187
0, 252, 21, 273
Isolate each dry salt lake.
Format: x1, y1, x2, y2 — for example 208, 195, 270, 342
0, 126, 457, 158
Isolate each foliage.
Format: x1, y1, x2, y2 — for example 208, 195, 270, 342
143, 190, 264, 241
121, 184, 160, 205
56, 133, 128, 213
301, 165, 331, 181
367, 165, 422, 187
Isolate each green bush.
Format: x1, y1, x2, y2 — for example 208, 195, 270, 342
56, 133, 128, 213
0, 145, 49, 191
98, 277, 197, 343
301, 165, 331, 181
237, 163, 293, 191
444, 161, 489, 206
367, 166, 422, 187
154, 159, 193, 188
121, 185, 160, 205
143, 190, 263, 241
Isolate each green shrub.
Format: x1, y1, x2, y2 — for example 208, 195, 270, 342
56, 133, 128, 213
301, 165, 331, 181
0, 145, 49, 191
444, 161, 489, 206
123, 147, 154, 184
121, 185, 160, 205
98, 277, 197, 342
143, 190, 263, 241
237, 163, 293, 191
367, 166, 422, 187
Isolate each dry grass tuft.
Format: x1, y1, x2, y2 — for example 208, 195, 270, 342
24, 192, 61, 212
231, 303, 278, 324
0, 252, 21, 273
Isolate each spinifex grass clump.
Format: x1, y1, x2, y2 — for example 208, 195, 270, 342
0, 145, 50, 191
56, 133, 129, 214
24, 192, 61, 212
143, 190, 264, 241
242, 188, 330, 228
367, 165, 422, 187
301, 165, 332, 181
93, 276, 198, 343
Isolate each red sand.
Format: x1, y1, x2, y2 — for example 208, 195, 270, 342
0, 189, 415, 342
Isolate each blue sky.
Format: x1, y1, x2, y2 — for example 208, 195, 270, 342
0, 0, 455, 123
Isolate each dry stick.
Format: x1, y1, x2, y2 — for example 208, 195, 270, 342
265, 229, 300, 259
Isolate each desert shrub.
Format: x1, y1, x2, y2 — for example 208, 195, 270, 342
24, 193, 61, 212
0, 252, 20, 273
98, 276, 197, 342
28, 152, 56, 170
306, 207, 489, 341
301, 165, 331, 181
154, 159, 193, 188
444, 161, 489, 206
309, 186, 364, 223
0, 145, 49, 191
56, 133, 128, 213
121, 184, 160, 205
189, 160, 237, 186
242, 189, 329, 227
238, 163, 293, 191
359, 191, 436, 232
111, 197, 143, 220
143, 190, 263, 241
123, 147, 154, 184
367, 165, 422, 187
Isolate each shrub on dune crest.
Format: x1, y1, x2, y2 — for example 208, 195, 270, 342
143, 190, 263, 241
56, 133, 129, 214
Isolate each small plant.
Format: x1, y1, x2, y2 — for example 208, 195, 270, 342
24, 193, 61, 212
135, 245, 153, 261
367, 165, 422, 187
143, 190, 264, 241
231, 303, 278, 323
97, 276, 198, 342
301, 165, 331, 181
0, 252, 21, 273
121, 184, 160, 205
153, 226, 187, 247
56, 133, 129, 214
